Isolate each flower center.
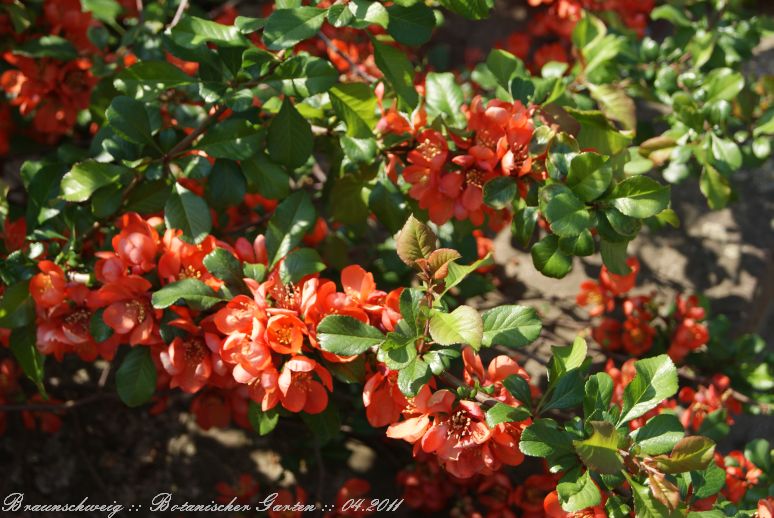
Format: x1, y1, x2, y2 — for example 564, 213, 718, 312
476, 129, 497, 149
63, 308, 90, 335
417, 138, 441, 161
183, 338, 206, 364
274, 326, 293, 346
465, 168, 485, 188
447, 409, 473, 439
271, 283, 300, 311
127, 299, 147, 323
179, 264, 202, 280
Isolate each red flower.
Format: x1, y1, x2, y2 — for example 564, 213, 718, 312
87, 275, 159, 346
266, 313, 306, 355
576, 281, 611, 317
719, 451, 762, 503
363, 368, 407, 427
758, 497, 774, 518
278, 356, 332, 414
599, 257, 640, 295
215, 473, 260, 505
190, 390, 232, 430
267, 486, 308, 518
29, 260, 67, 309
113, 213, 160, 274
543, 490, 606, 517
327, 479, 374, 518
510, 474, 556, 517
592, 318, 623, 351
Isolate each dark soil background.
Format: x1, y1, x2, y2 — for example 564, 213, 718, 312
1, 2, 773, 517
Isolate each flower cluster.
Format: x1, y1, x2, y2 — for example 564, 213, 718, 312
382, 348, 531, 479
499, 0, 654, 73
384, 96, 536, 229
24, 211, 401, 428
577, 257, 710, 361
0, 0, 100, 142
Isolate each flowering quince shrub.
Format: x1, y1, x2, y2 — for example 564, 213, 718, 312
0, 0, 773, 516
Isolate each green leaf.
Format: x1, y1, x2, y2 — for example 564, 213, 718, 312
520, 418, 579, 472
542, 369, 585, 412
653, 436, 716, 474
424, 346, 460, 375
699, 165, 731, 210
300, 404, 341, 444
565, 108, 631, 155
0, 281, 35, 329
549, 336, 588, 382
205, 159, 246, 209
691, 462, 727, 499
373, 40, 418, 109
429, 305, 483, 350
483, 177, 518, 210
203, 248, 246, 290
266, 56, 337, 97
348, 0, 388, 27
546, 133, 580, 180
531, 234, 573, 279
90, 309, 113, 343
710, 134, 742, 171
583, 372, 613, 422
368, 183, 409, 234
241, 152, 291, 199
14, 35, 77, 60
267, 98, 313, 169
125, 180, 171, 215
397, 357, 431, 396
151, 279, 223, 311
424, 72, 466, 127
386, 3, 434, 46
169, 15, 249, 48
10, 325, 46, 396
114, 61, 195, 98
745, 438, 772, 473
395, 214, 436, 266
264, 191, 316, 268
557, 469, 601, 513
600, 239, 631, 276
437, 0, 493, 19
502, 375, 532, 406
486, 49, 522, 91
481, 305, 541, 348
164, 183, 212, 244
650, 4, 691, 26
329, 83, 379, 138
608, 176, 670, 219
106, 96, 157, 148
618, 355, 678, 426
263, 7, 326, 50
542, 185, 592, 237
574, 421, 623, 474
566, 152, 611, 202
247, 401, 279, 435
317, 315, 385, 355
704, 68, 744, 103
559, 230, 594, 257
197, 119, 262, 160
441, 257, 489, 294
628, 477, 682, 518
587, 83, 636, 133
279, 248, 325, 284
116, 347, 156, 407
485, 402, 531, 427
631, 414, 685, 455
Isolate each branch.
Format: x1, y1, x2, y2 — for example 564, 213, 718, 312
0, 393, 117, 413
318, 32, 379, 84
168, 0, 189, 29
